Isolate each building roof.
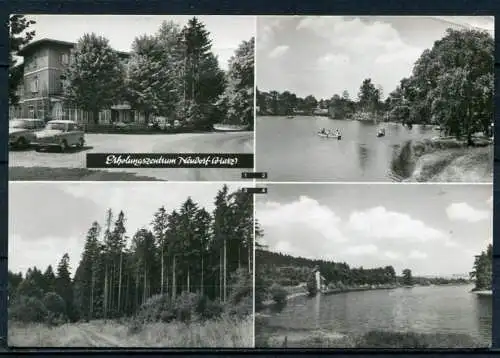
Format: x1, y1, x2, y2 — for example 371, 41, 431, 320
18, 37, 130, 58
18, 38, 75, 56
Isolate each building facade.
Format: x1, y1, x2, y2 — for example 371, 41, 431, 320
9, 38, 144, 126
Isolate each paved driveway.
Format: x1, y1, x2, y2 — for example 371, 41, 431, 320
9, 131, 254, 181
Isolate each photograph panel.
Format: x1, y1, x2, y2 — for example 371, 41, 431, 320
9, 15, 255, 181
256, 16, 494, 182
255, 183, 492, 348
8, 182, 254, 347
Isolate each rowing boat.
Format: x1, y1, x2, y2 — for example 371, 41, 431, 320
318, 132, 341, 140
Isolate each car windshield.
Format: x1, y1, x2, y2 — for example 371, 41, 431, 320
46, 122, 67, 131
10, 120, 32, 129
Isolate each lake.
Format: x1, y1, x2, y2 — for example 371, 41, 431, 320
263, 285, 491, 346
256, 116, 437, 181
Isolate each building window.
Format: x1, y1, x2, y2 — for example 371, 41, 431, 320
28, 106, 35, 118
29, 55, 39, 71
31, 76, 39, 93
61, 53, 69, 65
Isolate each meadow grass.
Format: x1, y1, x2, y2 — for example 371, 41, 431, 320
8, 315, 253, 348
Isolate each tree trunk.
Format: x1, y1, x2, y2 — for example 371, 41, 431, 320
93, 109, 100, 125
160, 244, 164, 295
143, 262, 147, 303
118, 252, 123, 313
200, 255, 204, 295
172, 255, 177, 300
135, 266, 140, 308
223, 239, 227, 302
219, 249, 223, 299
248, 243, 252, 274
103, 265, 108, 320
187, 266, 190, 293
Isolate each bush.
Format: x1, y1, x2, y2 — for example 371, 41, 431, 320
228, 269, 252, 306
174, 292, 200, 323
42, 292, 67, 326
306, 274, 318, 297
196, 296, 224, 320
9, 296, 48, 323
270, 284, 288, 305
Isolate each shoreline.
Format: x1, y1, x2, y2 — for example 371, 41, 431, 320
261, 283, 474, 308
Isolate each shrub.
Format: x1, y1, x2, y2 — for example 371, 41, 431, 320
228, 269, 252, 306
306, 274, 318, 297
270, 284, 288, 305
174, 292, 200, 323
196, 296, 224, 320
9, 296, 48, 323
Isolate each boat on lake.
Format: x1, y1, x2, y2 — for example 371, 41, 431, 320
213, 123, 249, 132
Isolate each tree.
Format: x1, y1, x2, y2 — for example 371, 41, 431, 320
127, 29, 180, 123
55, 253, 75, 320
402, 268, 413, 286
358, 78, 380, 113
9, 15, 36, 106
470, 244, 492, 291
405, 28, 494, 135
176, 17, 225, 128
63, 33, 126, 124
216, 37, 254, 128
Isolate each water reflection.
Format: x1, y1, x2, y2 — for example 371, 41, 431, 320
475, 295, 492, 345
390, 140, 415, 179
357, 145, 369, 172
264, 285, 491, 346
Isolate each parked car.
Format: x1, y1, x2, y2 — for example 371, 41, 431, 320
113, 121, 132, 129
32, 120, 85, 152
9, 118, 46, 148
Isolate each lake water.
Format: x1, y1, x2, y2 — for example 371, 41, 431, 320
256, 116, 437, 181
264, 285, 491, 346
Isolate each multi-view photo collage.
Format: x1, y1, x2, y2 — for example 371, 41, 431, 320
7, 15, 494, 349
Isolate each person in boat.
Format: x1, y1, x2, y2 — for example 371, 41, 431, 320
334, 129, 341, 138
320, 128, 326, 134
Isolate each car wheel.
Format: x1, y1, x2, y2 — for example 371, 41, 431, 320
60, 140, 69, 152
16, 137, 27, 148
77, 138, 85, 148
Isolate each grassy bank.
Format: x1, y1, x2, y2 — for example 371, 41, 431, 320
392, 138, 493, 182
9, 315, 252, 347
9, 167, 161, 181
256, 316, 485, 348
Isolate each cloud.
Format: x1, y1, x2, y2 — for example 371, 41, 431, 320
384, 251, 402, 260
446, 202, 490, 222
296, 16, 422, 65
259, 196, 346, 243
342, 244, 378, 256
268, 44, 289, 58
347, 206, 446, 242
409, 250, 428, 260
317, 53, 350, 66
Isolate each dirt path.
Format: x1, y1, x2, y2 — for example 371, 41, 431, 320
78, 324, 124, 347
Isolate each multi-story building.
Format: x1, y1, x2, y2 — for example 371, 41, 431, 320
10, 38, 139, 125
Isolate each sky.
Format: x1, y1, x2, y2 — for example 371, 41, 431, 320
9, 182, 242, 276
257, 16, 495, 99
22, 15, 256, 70
256, 184, 493, 277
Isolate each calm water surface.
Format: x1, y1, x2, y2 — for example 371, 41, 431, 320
256, 116, 436, 181
265, 285, 491, 346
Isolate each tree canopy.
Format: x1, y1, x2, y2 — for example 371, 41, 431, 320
8, 185, 253, 325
